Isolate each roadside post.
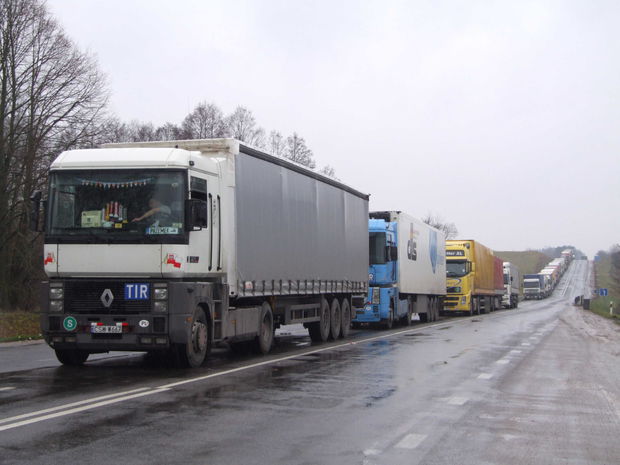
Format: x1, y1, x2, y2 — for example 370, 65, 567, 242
610, 301, 614, 316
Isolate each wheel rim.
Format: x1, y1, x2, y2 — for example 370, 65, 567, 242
191, 320, 207, 355
321, 302, 330, 336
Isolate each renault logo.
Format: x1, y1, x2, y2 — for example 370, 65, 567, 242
100, 289, 114, 308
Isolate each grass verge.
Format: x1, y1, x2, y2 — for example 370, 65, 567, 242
0, 311, 42, 342
591, 254, 620, 324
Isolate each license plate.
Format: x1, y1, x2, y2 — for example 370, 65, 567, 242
91, 325, 122, 334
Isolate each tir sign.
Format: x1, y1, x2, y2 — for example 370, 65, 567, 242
124, 283, 150, 300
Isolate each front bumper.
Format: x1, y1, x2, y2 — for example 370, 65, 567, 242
443, 293, 469, 311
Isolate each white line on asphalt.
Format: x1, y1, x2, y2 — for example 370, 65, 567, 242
395, 433, 427, 449
529, 336, 538, 340
0, 388, 170, 432
510, 350, 522, 354
0, 387, 150, 425
478, 373, 493, 379
363, 448, 382, 456
447, 396, 468, 405
0, 387, 16, 392
0, 319, 456, 431
496, 359, 510, 365
521, 342, 531, 346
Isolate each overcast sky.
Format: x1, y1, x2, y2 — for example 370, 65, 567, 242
48, 0, 619, 258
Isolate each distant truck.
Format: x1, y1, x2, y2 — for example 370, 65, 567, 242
32, 138, 369, 367
444, 240, 498, 315
502, 262, 520, 308
353, 211, 446, 327
523, 274, 545, 300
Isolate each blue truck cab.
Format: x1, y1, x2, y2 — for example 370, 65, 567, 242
352, 217, 403, 327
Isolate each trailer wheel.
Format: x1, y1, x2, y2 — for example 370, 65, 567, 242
308, 298, 330, 342
329, 298, 342, 340
384, 302, 394, 329
404, 300, 413, 326
174, 306, 209, 368
55, 349, 89, 366
340, 298, 351, 338
255, 302, 274, 354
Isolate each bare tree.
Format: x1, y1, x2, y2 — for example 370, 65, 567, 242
225, 106, 265, 147
181, 102, 227, 139
155, 122, 181, 141
0, 0, 108, 309
422, 213, 458, 239
284, 133, 315, 168
319, 165, 337, 179
267, 130, 285, 157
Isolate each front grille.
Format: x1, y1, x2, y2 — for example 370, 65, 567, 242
64, 280, 151, 314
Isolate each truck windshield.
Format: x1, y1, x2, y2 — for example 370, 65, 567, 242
524, 281, 540, 288
47, 170, 186, 242
446, 260, 468, 277
369, 232, 387, 265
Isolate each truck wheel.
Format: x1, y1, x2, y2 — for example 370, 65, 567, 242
329, 298, 342, 340
255, 302, 274, 354
384, 303, 394, 329
174, 306, 209, 368
308, 298, 330, 342
340, 298, 351, 338
55, 349, 89, 366
404, 302, 413, 326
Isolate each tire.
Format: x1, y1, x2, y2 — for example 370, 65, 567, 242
340, 298, 351, 338
404, 300, 413, 326
308, 298, 330, 342
329, 298, 342, 340
174, 306, 209, 368
384, 302, 394, 329
255, 302, 274, 354
55, 349, 89, 366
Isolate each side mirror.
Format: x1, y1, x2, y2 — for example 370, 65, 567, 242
390, 246, 398, 261
469, 262, 475, 273
186, 199, 208, 230
30, 191, 43, 232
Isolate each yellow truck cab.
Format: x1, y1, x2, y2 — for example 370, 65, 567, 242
444, 240, 497, 315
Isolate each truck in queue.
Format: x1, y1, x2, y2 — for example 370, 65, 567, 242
523, 274, 545, 299
502, 261, 520, 308
444, 240, 498, 315
352, 211, 446, 328
31, 138, 369, 367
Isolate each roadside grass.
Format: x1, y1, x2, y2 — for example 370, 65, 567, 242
0, 311, 42, 342
591, 255, 620, 324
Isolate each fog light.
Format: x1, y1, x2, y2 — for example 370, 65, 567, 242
52, 336, 64, 343
153, 301, 168, 312
50, 300, 64, 312
155, 337, 167, 345
461, 296, 467, 304
65, 336, 77, 343
140, 337, 153, 344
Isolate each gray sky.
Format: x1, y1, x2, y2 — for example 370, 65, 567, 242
48, 0, 620, 258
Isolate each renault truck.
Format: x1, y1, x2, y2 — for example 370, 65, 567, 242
444, 240, 497, 315
32, 138, 369, 367
352, 211, 446, 328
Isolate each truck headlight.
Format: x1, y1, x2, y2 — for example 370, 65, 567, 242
461, 296, 467, 304
50, 300, 64, 312
153, 301, 168, 312
153, 288, 168, 300
49, 287, 64, 299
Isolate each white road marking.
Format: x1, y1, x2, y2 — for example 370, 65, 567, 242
0, 387, 150, 426
447, 396, 468, 405
0, 319, 456, 431
496, 359, 510, 365
478, 373, 493, 379
0, 388, 169, 432
395, 433, 427, 449
363, 448, 382, 456
529, 336, 538, 340
521, 342, 531, 346
510, 350, 522, 354
0, 387, 16, 392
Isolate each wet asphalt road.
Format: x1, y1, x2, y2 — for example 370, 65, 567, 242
1, 260, 619, 465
